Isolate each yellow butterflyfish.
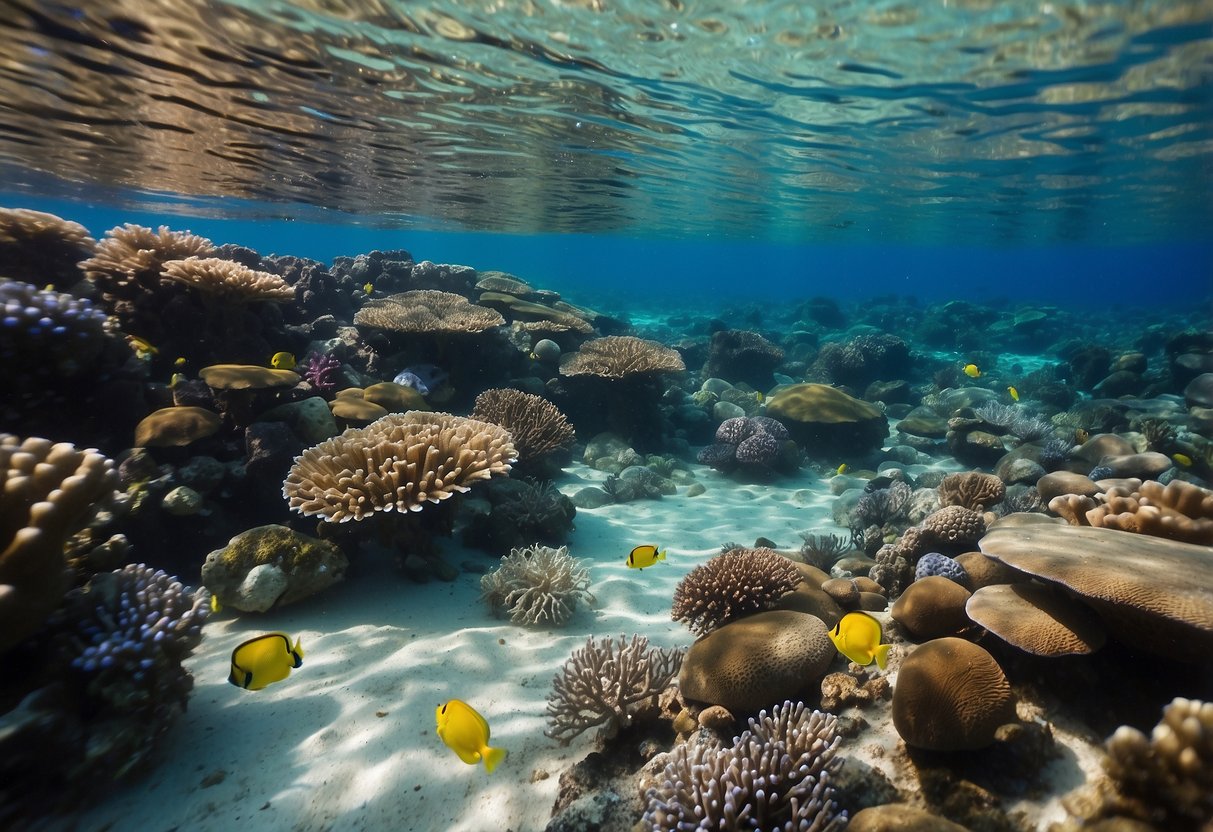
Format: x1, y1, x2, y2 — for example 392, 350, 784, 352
436, 699, 507, 773
962, 363, 981, 378
174, 356, 187, 367
363, 282, 374, 294
269, 351, 296, 370
1172, 453, 1193, 467
626, 545, 666, 569
1007, 386, 1019, 401
127, 335, 158, 360
828, 611, 891, 670
228, 632, 303, 691
210, 593, 222, 613
169, 372, 185, 388
836, 463, 848, 475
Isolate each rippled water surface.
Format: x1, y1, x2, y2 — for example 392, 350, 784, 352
0, 0, 1210, 243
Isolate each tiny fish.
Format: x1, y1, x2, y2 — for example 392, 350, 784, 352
174, 356, 187, 368
754, 391, 765, 403
828, 611, 891, 670
169, 372, 185, 388
836, 463, 848, 475
363, 281, 374, 294
1007, 386, 1019, 402
228, 632, 304, 691
436, 699, 507, 773
963, 363, 981, 378
270, 351, 296, 370
1172, 452, 1193, 467
210, 593, 222, 613
1075, 428, 1090, 444
627, 545, 666, 570
127, 335, 158, 360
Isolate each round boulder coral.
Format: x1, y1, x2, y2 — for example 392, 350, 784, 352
679, 610, 835, 713
892, 637, 1017, 751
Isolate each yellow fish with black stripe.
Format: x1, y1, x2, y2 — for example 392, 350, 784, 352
828, 611, 891, 670
228, 632, 304, 691
627, 544, 666, 569
436, 699, 507, 773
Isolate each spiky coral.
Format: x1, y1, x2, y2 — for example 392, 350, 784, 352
671, 547, 803, 636
479, 544, 592, 626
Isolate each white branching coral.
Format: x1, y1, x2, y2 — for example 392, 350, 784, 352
545, 634, 684, 745
479, 544, 592, 627
643, 701, 847, 832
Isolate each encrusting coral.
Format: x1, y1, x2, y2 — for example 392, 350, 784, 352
479, 544, 592, 626
671, 547, 804, 636
0, 434, 118, 652
545, 633, 684, 745
642, 700, 847, 831
283, 411, 516, 522
1102, 697, 1213, 828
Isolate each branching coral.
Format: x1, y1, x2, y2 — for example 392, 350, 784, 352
283, 411, 516, 522
797, 532, 851, 570
671, 547, 803, 636
642, 701, 847, 832
559, 335, 685, 379
479, 544, 592, 626
545, 634, 684, 745
850, 479, 913, 530
1049, 478, 1213, 545
470, 388, 575, 464
161, 256, 295, 302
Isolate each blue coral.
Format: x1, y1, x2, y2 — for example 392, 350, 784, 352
0, 278, 110, 380
914, 552, 968, 585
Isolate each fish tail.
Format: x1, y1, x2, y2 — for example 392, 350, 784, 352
483, 746, 507, 774
293, 638, 305, 664
874, 644, 891, 671
657, 549, 666, 561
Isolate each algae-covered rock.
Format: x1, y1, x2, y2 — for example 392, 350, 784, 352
202, 524, 348, 612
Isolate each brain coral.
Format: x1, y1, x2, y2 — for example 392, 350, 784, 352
938, 471, 1006, 511
679, 609, 835, 713
671, 547, 803, 635
891, 637, 1017, 751
283, 411, 516, 522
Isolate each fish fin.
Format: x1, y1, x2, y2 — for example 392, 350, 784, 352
292, 638, 305, 665
874, 644, 891, 671
455, 748, 482, 766
483, 746, 507, 774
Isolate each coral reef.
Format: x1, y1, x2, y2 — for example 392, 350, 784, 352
161, 256, 296, 302
354, 288, 504, 333
283, 411, 516, 521
671, 547, 804, 635
764, 382, 888, 458
697, 415, 793, 474
642, 701, 847, 831
545, 634, 683, 744
701, 329, 785, 389
814, 332, 911, 388
1049, 478, 1213, 545
0, 208, 95, 286
560, 335, 685, 379
480, 544, 592, 626
938, 471, 1005, 511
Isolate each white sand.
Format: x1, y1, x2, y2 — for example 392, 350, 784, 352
67, 458, 1107, 832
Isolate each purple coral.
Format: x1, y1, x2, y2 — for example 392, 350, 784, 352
914, 552, 967, 585
736, 430, 779, 465
700, 416, 792, 472
715, 416, 754, 445
301, 351, 341, 392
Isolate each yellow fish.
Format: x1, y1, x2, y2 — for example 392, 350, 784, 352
436, 699, 507, 773
210, 593, 222, 614
627, 545, 666, 569
270, 351, 296, 370
828, 611, 891, 670
754, 391, 765, 403
169, 372, 186, 388
174, 356, 187, 367
228, 632, 304, 691
1007, 386, 1019, 402
363, 282, 374, 294
127, 335, 158, 360
1075, 428, 1090, 444
963, 363, 981, 378
1172, 453, 1193, 467
836, 463, 848, 475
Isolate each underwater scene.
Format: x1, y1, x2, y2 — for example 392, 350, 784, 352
1, 1, 1212, 831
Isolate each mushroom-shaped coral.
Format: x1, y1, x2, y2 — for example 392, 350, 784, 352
354, 289, 505, 333
81, 223, 216, 307
965, 582, 1106, 656
470, 388, 575, 470
679, 610, 835, 713
0, 208, 95, 285
479, 544, 592, 627
642, 701, 846, 831
133, 406, 222, 447
161, 256, 295, 302
938, 471, 1006, 511
764, 382, 888, 458
544, 633, 683, 744
0, 435, 118, 652
671, 547, 804, 636
283, 411, 516, 522
1103, 697, 1213, 828
891, 637, 1017, 751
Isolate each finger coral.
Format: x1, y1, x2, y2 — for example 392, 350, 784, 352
642, 700, 847, 831
480, 544, 592, 626
545, 633, 684, 745
1049, 478, 1213, 545
283, 411, 516, 522
671, 547, 803, 636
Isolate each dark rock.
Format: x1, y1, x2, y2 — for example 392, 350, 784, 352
702, 330, 784, 389
244, 422, 301, 484
1185, 373, 1213, 409
1093, 370, 1141, 398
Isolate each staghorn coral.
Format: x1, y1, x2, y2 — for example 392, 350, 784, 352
671, 547, 803, 636
0, 208, 95, 285
161, 256, 295, 302
0, 435, 118, 652
545, 633, 683, 744
1050, 478, 1213, 545
642, 700, 847, 832
283, 411, 516, 522
480, 544, 592, 626
1103, 697, 1213, 828
470, 388, 575, 464
354, 289, 505, 333
938, 471, 1005, 511
559, 334, 685, 379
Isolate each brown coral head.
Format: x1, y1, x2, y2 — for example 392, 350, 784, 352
559, 335, 685, 380
133, 406, 222, 447
161, 256, 295, 302
283, 411, 516, 522
938, 471, 1006, 511
671, 547, 803, 636
966, 582, 1106, 656
354, 289, 505, 333
923, 505, 986, 547
891, 637, 1017, 751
